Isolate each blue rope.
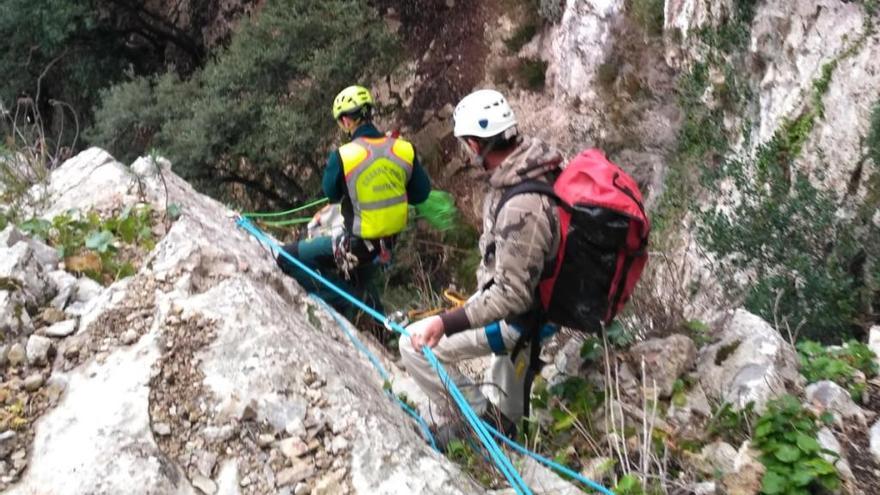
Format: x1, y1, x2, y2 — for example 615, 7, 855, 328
481, 422, 617, 495
309, 295, 439, 452
237, 217, 616, 494
236, 217, 530, 495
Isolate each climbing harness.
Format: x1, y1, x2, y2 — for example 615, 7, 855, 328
236, 217, 616, 495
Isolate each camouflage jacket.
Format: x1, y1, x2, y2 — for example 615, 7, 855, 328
440, 136, 563, 335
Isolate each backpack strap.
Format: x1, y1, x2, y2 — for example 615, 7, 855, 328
493, 180, 560, 221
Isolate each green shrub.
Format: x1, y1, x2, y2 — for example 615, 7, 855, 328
797, 340, 878, 401
752, 395, 840, 494
88, 0, 398, 207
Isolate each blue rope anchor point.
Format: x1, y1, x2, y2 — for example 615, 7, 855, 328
237, 216, 615, 495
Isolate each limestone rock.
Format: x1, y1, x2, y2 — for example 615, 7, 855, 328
697, 310, 802, 412
816, 427, 854, 483
26, 335, 54, 367
23, 373, 44, 392
6, 343, 25, 367
628, 334, 696, 397
0, 431, 17, 459
721, 441, 765, 495
46, 270, 77, 310
871, 419, 880, 463
549, 0, 622, 105
44, 320, 77, 338
0, 242, 53, 310
664, 0, 735, 38
0, 291, 33, 336
805, 380, 866, 425
0, 226, 59, 270
192, 474, 217, 495
869, 326, 880, 370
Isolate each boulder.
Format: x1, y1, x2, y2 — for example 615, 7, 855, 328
805, 380, 867, 425
0, 290, 33, 336
44, 320, 77, 338
26, 335, 54, 367
0, 242, 53, 310
627, 334, 696, 398
0, 226, 59, 270
46, 270, 77, 310
697, 310, 802, 412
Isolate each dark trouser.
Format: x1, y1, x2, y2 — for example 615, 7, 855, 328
276, 235, 384, 319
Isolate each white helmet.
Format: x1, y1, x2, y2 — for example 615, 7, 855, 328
453, 89, 517, 139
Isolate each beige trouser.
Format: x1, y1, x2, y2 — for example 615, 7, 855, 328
398, 320, 533, 423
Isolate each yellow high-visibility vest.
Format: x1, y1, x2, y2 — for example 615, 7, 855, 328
339, 136, 414, 239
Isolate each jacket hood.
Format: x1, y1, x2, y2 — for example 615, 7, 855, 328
488, 136, 563, 189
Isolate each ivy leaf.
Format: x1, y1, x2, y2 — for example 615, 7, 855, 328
790, 469, 813, 487
84, 230, 114, 253
795, 433, 820, 454
774, 444, 802, 463
761, 470, 788, 494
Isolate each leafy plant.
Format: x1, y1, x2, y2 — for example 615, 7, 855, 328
614, 473, 646, 495
707, 401, 756, 445
19, 206, 156, 284
752, 395, 839, 494
797, 340, 878, 401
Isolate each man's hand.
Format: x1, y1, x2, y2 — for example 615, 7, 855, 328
407, 315, 445, 350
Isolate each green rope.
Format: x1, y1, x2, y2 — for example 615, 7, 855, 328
241, 197, 328, 218
414, 190, 459, 231
258, 217, 313, 227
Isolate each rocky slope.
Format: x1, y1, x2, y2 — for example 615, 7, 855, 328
0, 149, 481, 494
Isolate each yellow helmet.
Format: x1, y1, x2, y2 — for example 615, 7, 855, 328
332, 85, 374, 120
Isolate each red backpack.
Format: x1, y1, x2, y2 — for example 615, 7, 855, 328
496, 148, 650, 332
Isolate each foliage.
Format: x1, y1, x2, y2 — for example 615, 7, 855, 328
707, 401, 755, 445
699, 118, 866, 341
19, 206, 155, 285
614, 474, 646, 495
446, 439, 496, 487
0, 0, 210, 153
515, 58, 548, 91
797, 340, 878, 401
752, 395, 839, 495
88, 0, 399, 208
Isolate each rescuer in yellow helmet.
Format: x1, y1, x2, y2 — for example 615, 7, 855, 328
277, 85, 432, 317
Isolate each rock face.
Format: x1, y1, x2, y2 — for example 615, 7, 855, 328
627, 334, 697, 398
697, 310, 802, 412
548, 0, 622, 105
5, 149, 480, 494
664, 0, 734, 36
